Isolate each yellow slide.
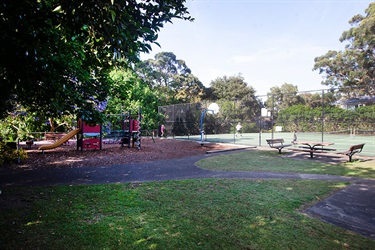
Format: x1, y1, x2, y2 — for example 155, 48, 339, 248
38, 128, 80, 153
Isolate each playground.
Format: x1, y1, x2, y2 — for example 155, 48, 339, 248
3, 135, 372, 173
8, 137, 238, 169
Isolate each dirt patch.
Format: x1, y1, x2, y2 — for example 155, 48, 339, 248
6, 138, 237, 169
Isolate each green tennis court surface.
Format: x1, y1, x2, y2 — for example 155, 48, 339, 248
175, 132, 375, 157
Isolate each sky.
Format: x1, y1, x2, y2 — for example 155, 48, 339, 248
140, 0, 373, 96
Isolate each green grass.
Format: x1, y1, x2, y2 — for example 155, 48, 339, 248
197, 150, 375, 178
1, 180, 374, 249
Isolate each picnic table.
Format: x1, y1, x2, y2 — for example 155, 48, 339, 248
290, 141, 336, 158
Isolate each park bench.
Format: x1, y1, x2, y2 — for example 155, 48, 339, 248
266, 139, 292, 154
337, 143, 365, 162
45, 133, 66, 141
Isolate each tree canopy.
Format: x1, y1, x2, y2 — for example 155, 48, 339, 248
210, 75, 255, 100
136, 52, 206, 104
0, 0, 192, 121
209, 75, 260, 122
106, 67, 161, 129
313, 2, 375, 100
265, 83, 304, 113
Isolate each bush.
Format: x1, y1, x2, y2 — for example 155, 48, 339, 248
0, 142, 27, 166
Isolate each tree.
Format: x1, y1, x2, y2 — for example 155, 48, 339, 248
265, 83, 304, 113
174, 74, 206, 103
0, 1, 192, 121
209, 74, 260, 123
0, 107, 74, 141
137, 52, 206, 104
313, 3, 375, 100
299, 91, 337, 108
142, 52, 191, 87
210, 75, 253, 100
106, 67, 161, 129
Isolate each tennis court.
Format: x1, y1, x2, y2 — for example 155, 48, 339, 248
174, 131, 375, 157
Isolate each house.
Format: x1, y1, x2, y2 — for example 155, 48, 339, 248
339, 96, 375, 110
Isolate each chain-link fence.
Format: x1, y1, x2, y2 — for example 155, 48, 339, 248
158, 88, 375, 156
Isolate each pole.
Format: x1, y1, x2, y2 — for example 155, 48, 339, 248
259, 117, 262, 146
200, 110, 207, 141
271, 95, 274, 139
321, 90, 324, 142
200, 109, 214, 141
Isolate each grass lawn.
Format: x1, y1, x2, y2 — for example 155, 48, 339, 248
197, 150, 375, 178
1, 179, 374, 249
1, 150, 374, 249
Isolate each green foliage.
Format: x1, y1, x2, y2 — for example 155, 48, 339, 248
136, 52, 206, 104
210, 75, 261, 122
299, 91, 337, 108
313, 3, 375, 98
241, 122, 259, 133
1, 0, 193, 121
265, 83, 305, 114
354, 105, 375, 130
106, 67, 161, 129
0, 108, 43, 141
171, 116, 189, 136
0, 106, 74, 141
210, 74, 252, 100
0, 142, 27, 166
277, 104, 375, 132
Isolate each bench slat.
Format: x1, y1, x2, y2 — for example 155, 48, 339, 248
298, 146, 336, 151
291, 143, 365, 162
289, 148, 331, 158
266, 139, 292, 154
337, 143, 365, 162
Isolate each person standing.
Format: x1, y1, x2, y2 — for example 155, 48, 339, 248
236, 122, 242, 137
292, 130, 297, 143
160, 124, 165, 137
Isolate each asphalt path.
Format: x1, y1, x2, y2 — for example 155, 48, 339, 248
1, 152, 374, 240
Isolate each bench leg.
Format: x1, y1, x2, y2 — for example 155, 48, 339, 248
278, 148, 282, 154
348, 153, 354, 162
309, 151, 314, 158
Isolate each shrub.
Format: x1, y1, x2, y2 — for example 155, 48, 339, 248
0, 142, 28, 166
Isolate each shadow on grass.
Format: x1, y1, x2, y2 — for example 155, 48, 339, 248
197, 150, 375, 178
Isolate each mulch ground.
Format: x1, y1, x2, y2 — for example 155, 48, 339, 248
6, 137, 237, 169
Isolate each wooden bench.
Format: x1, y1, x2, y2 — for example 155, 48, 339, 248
266, 139, 292, 154
337, 143, 365, 162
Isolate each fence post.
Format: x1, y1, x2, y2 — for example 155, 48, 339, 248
321, 89, 324, 142
271, 95, 274, 139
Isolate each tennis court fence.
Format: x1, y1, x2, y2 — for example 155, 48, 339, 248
158, 88, 374, 156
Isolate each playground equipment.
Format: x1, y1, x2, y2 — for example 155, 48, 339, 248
37, 109, 141, 153
121, 115, 141, 148
102, 110, 142, 149
38, 128, 81, 153
77, 120, 102, 151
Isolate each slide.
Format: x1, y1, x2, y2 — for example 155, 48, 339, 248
38, 128, 80, 152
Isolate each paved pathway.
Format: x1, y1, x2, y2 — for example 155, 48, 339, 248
1, 152, 374, 240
